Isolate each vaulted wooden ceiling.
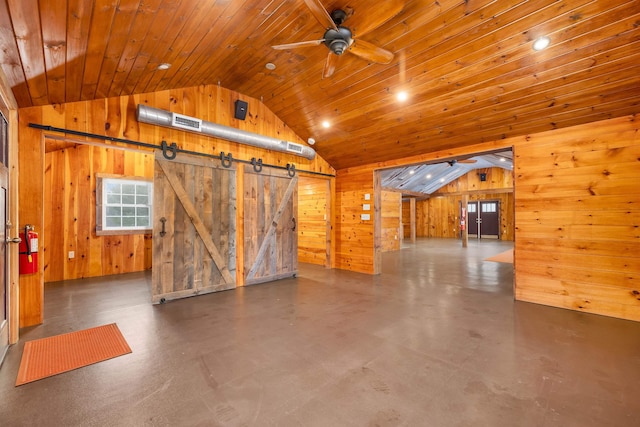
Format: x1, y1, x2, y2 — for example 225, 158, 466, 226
1, 0, 639, 170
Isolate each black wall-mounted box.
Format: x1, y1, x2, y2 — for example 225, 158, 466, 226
234, 100, 248, 120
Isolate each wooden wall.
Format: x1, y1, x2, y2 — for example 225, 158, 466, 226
398, 167, 515, 241
18, 84, 335, 327
381, 190, 401, 252
513, 116, 640, 322
335, 115, 639, 322
335, 168, 379, 274
44, 145, 153, 282
297, 175, 331, 267
414, 192, 515, 240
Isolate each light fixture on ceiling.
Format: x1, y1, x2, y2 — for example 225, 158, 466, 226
157, 63, 171, 70
426, 174, 432, 179
397, 91, 408, 102
307, 137, 315, 145
532, 36, 550, 51
265, 62, 276, 70
409, 170, 415, 175
322, 120, 331, 128
499, 157, 506, 162
440, 178, 445, 183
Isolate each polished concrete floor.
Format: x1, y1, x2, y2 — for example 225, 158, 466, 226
1, 238, 639, 426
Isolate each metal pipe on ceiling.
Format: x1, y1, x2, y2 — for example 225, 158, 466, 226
136, 104, 316, 160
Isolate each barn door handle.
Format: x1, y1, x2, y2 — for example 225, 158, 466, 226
160, 217, 167, 237
291, 217, 296, 232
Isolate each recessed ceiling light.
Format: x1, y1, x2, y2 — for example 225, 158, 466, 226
307, 137, 315, 145
426, 174, 432, 179
533, 36, 550, 51
322, 121, 331, 128
440, 178, 445, 183
265, 62, 276, 70
409, 170, 415, 175
499, 157, 506, 162
157, 63, 171, 70
397, 91, 408, 102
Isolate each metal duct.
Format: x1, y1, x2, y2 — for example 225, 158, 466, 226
136, 104, 316, 160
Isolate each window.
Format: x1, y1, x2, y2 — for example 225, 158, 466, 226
96, 176, 152, 235
482, 202, 497, 213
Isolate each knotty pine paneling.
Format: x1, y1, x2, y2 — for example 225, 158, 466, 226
381, 191, 401, 252
335, 168, 377, 274
513, 115, 640, 322
336, 115, 638, 322
44, 144, 153, 282
416, 192, 514, 240
298, 175, 330, 267
19, 84, 335, 326
402, 201, 411, 238
415, 168, 515, 241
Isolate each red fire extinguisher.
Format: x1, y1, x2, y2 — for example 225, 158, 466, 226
19, 225, 38, 274
460, 207, 467, 231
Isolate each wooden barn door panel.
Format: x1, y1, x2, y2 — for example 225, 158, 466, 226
244, 167, 297, 286
153, 152, 236, 303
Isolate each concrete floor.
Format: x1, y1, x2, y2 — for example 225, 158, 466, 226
1, 238, 639, 426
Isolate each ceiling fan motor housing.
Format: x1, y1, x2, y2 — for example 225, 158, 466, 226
323, 26, 353, 55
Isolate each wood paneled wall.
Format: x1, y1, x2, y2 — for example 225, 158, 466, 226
434, 167, 513, 194
513, 115, 640, 322
297, 175, 331, 267
399, 168, 515, 241
415, 192, 514, 240
335, 168, 379, 274
44, 144, 153, 282
335, 115, 639, 322
18, 84, 335, 327
381, 191, 401, 252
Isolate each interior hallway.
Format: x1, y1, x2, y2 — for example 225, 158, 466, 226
1, 238, 639, 426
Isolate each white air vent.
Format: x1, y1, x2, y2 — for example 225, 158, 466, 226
286, 142, 304, 154
172, 113, 202, 132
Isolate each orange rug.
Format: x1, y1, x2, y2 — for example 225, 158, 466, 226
15, 323, 131, 386
485, 249, 513, 264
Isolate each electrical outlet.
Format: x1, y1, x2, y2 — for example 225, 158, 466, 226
68, 251, 75, 259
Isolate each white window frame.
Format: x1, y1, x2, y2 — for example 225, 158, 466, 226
96, 174, 153, 236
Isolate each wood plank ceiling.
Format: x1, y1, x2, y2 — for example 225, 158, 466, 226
1, 0, 639, 171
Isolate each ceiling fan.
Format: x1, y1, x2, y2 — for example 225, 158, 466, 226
272, 0, 404, 78
447, 158, 478, 166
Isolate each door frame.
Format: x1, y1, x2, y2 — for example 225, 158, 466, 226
463, 199, 501, 240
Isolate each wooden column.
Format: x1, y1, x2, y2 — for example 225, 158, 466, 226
409, 197, 416, 243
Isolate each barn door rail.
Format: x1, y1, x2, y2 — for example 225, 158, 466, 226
28, 123, 335, 178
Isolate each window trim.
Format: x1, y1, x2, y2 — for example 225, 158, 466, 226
96, 174, 153, 236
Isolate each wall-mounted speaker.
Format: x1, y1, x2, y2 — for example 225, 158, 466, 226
479, 173, 487, 182
234, 100, 248, 120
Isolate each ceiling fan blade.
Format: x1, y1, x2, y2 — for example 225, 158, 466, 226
323, 51, 340, 78
303, 0, 338, 31
458, 159, 478, 164
272, 39, 326, 50
349, 39, 394, 64
347, 1, 405, 37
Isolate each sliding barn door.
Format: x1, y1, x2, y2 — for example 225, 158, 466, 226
244, 167, 298, 285
153, 152, 236, 303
